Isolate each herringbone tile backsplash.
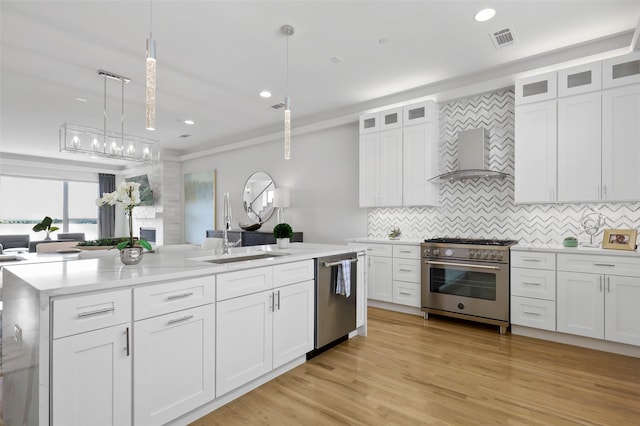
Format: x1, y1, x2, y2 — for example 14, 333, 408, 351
368, 89, 640, 245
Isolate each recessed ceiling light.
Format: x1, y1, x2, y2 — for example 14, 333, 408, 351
474, 8, 496, 22
260, 91, 272, 98
184, 119, 195, 125
329, 56, 343, 64
75, 97, 87, 102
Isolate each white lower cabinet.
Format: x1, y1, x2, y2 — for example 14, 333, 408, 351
216, 262, 314, 397
51, 289, 133, 426
365, 242, 421, 307
133, 304, 215, 426
368, 255, 393, 302
510, 251, 556, 331
52, 324, 132, 426
557, 254, 640, 346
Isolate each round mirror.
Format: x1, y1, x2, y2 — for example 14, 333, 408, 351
242, 171, 276, 224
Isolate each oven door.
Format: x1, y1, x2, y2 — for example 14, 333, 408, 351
421, 259, 509, 322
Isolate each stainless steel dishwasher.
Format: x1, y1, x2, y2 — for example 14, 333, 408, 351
313, 252, 358, 351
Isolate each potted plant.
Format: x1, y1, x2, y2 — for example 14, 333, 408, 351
32, 216, 59, 240
96, 181, 152, 264
273, 223, 293, 248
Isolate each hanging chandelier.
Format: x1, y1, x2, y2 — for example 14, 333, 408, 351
59, 70, 157, 163
281, 24, 294, 160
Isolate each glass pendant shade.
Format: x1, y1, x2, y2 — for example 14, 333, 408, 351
284, 96, 291, 160
146, 38, 156, 131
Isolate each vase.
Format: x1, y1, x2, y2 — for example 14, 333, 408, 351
44, 232, 51, 241
276, 238, 290, 249
120, 247, 144, 265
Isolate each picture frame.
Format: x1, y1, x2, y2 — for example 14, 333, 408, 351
602, 229, 638, 251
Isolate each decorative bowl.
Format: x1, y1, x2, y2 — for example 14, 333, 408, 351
239, 222, 262, 231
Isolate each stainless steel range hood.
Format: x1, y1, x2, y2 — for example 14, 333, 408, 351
429, 127, 510, 182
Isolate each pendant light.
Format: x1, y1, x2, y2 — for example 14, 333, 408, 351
281, 24, 294, 159
146, 0, 156, 131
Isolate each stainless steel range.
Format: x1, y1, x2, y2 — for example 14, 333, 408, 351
421, 238, 518, 334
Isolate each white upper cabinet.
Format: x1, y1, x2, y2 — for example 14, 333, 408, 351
515, 71, 557, 105
359, 100, 439, 208
403, 100, 438, 126
514, 100, 557, 203
557, 92, 602, 202
359, 112, 380, 134
380, 107, 403, 130
601, 84, 640, 201
402, 122, 439, 206
558, 62, 602, 97
603, 51, 640, 89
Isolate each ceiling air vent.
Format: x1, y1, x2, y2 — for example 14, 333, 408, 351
271, 102, 285, 109
490, 27, 516, 49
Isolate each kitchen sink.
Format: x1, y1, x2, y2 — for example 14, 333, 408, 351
195, 251, 290, 264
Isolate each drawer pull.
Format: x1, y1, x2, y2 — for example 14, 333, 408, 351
523, 311, 541, 316
522, 281, 542, 286
399, 250, 412, 253
167, 292, 194, 300
399, 291, 412, 296
125, 327, 130, 357
77, 307, 115, 318
399, 268, 412, 272
522, 258, 542, 262
167, 314, 194, 325
593, 263, 615, 267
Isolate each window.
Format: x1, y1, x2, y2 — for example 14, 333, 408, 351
0, 176, 98, 241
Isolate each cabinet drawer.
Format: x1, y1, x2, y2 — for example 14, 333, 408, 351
273, 260, 314, 287
558, 61, 602, 97
511, 251, 556, 270
217, 266, 273, 301
603, 51, 640, 89
392, 244, 421, 259
392, 258, 421, 283
133, 276, 215, 320
557, 254, 640, 277
392, 281, 421, 307
511, 268, 556, 300
366, 243, 393, 257
511, 296, 556, 331
53, 289, 131, 339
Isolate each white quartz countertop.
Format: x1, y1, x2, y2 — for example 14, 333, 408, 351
346, 237, 422, 245
3, 243, 364, 297
512, 243, 640, 257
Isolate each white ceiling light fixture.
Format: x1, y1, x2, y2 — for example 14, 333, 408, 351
59, 70, 157, 163
184, 119, 195, 125
146, 0, 156, 131
474, 8, 496, 22
281, 24, 294, 160
260, 90, 272, 98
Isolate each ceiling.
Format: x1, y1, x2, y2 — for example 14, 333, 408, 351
1, 1, 640, 168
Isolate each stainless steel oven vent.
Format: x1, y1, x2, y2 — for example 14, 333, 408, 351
490, 27, 517, 49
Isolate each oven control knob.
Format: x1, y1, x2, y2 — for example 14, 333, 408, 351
489, 252, 496, 259
457, 303, 465, 310
468, 250, 475, 259
445, 249, 453, 257
496, 252, 503, 261
481, 251, 488, 259
432, 249, 440, 256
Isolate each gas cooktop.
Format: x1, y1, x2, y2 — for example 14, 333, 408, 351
424, 237, 518, 246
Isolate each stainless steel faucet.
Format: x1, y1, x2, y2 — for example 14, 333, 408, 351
222, 192, 234, 254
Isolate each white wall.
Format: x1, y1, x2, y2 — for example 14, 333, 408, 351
182, 123, 367, 244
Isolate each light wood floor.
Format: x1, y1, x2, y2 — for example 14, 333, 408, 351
192, 308, 640, 425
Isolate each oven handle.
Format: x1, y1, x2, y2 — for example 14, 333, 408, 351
425, 260, 501, 271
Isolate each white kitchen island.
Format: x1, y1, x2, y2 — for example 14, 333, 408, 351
2, 243, 367, 426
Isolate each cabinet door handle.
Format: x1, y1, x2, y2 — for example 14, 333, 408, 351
276, 290, 281, 310
399, 268, 412, 272
168, 314, 194, 325
77, 307, 115, 318
603, 185, 607, 200
522, 281, 542, 286
399, 291, 412, 296
594, 263, 615, 267
270, 293, 275, 312
599, 276, 603, 292
167, 292, 194, 300
125, 327, 130, 357
523, 311, 541, 316
522, 258, 541, 262
607, 276, 611, 293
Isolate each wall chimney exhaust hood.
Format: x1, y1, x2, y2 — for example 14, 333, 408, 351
429, 127, 510, 182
